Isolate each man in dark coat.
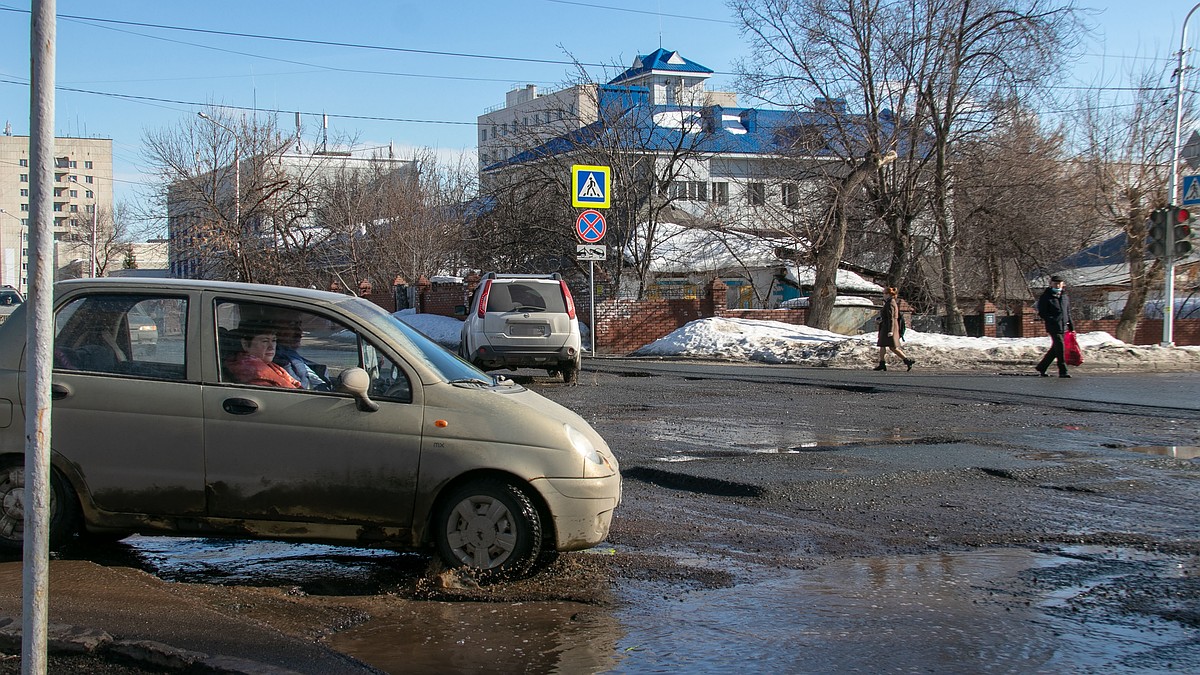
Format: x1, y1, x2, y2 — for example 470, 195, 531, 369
1035, 274, 1074, 378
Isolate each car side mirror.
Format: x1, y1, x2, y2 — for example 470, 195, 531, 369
336, 367, 379, 413
454, 304, 467, 317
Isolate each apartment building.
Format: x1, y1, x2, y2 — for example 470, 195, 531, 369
0, 134, 114, 296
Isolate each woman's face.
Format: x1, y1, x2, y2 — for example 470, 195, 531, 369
242, 333, 277, 363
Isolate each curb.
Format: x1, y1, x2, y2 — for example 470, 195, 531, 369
0, 616, 301, 674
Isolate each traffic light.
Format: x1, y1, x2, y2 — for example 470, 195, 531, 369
1147, 207, 1170, 258
1171, 206, 1194, 257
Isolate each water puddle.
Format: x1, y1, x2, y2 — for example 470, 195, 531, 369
79, 537, 1198, 673
608, 547, 1198, 673
1123, 445, 1200, 460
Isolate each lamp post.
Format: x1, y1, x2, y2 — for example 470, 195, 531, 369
1166, 2, 1200, 346
197, 112, 241, 278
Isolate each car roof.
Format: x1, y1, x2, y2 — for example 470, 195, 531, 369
54, 277, 357, 304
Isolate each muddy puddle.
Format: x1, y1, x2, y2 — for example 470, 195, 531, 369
608, 547, 1198, 673
109, 538, 1198, 672
1123, 445, 1200, 460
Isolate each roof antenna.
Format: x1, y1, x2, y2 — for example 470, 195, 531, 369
658, 0, 663, 48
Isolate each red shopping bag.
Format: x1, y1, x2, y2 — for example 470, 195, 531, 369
1063, 330, 1083, 366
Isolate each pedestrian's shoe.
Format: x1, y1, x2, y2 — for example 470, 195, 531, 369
1035, 366, 1048, 377
1059, 371, 1071, 378
873, 362, 886, 371
904, 358, 915, 371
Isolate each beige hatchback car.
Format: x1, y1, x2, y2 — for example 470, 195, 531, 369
0, 278, 620, 577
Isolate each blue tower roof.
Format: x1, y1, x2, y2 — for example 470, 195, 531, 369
609, 49, 714, 85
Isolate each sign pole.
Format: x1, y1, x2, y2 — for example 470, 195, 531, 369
589, 260, 596, 356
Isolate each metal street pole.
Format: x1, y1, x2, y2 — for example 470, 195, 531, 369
89, 176, 97, 278
1166, 2, 1200, 346
25, 1, 55, 673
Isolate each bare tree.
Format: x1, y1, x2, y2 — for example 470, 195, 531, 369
1073, 64, 1191, 342
733, 0, 1083, 332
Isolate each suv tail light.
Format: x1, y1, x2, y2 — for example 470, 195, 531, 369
477, 280, 492, 318
560, 280, 576, 320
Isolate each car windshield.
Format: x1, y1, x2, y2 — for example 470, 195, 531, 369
347, 298, 494, 385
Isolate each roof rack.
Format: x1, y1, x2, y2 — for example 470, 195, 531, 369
481, 272, 562, 281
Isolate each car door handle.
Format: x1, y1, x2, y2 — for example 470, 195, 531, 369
51, 383, 71, 401
222, 398, 259, 415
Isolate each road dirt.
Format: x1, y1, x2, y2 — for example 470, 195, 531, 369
1, 366, 1198, 673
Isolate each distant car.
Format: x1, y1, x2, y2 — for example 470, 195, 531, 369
0, 278, 620, 577
459, 273, 584, 383
0, 288, 22, 325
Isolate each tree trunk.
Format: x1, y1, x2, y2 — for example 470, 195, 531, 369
808, 151, 896, 330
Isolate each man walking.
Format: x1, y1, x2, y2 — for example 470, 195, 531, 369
1035, 275, 1074, 378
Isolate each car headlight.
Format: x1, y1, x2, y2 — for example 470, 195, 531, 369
566, 422, 612, 469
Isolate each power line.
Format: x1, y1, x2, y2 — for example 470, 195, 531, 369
0, 77, 477, 126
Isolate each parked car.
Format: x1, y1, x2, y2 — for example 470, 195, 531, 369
0, 287, 22, 325
0, 278, 620, 577
459, 273, 583, 383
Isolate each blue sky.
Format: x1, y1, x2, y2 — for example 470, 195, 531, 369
0, 1, 1195, 217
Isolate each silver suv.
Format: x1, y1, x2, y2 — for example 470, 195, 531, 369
459, 273, 583, 383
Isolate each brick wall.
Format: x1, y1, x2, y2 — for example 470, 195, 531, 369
1019, 303, 1200, 345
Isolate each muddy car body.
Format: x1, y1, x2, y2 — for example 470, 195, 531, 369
0, 278, 620, 575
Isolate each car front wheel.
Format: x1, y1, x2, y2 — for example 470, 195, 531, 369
0, 459, 79, 551
434, 479, 543, 578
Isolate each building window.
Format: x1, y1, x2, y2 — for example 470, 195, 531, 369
480, 128, 487, 142
782, 183, 800, 208
53, 203, 63, 212
711, 182, 729, 205
20, 219, 27, 227
19, 159, 28, 167
70, 190, 78, 198
69, 160, 77, 168
84, 161, 93, 169
668, 181, 708, 202
19, 174, 28, 182
85, 176, 93, 184
70, 205, 78, 212
69, 175, 78, 182
19, 189, 28, 197
746, 182, 766, 206
86, 205, 95, 213
20, 204, 28, 212
86, 190, 93, 198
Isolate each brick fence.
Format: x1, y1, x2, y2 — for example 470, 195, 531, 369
405, 275, 1200, 354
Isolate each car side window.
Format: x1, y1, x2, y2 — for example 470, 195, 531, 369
214, 301, 410, 402
54, 295, 187, 380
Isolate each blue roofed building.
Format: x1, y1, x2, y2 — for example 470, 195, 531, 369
476, 48, 895, 309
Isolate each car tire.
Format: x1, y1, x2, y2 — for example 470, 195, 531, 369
0, 459, 80, 552
434, 478, 543, 578
561, 360, 579, 384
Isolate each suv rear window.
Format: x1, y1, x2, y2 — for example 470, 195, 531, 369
485, 282, 567, 313
0, 290, 22, 307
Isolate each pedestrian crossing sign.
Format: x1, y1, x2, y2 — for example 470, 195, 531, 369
1185, 175, 1200, 206
572, 165, 611, 209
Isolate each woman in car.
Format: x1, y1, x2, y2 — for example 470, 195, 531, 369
226, 321, 302, 388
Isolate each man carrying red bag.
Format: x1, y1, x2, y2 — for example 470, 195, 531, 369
1035, 274, 1076, 378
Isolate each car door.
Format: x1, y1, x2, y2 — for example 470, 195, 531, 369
201, 298, 423, 535
39, 291, 205, 516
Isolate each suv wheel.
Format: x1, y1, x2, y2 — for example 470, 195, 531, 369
434, 478, 543, 578
561, 360, 579, 384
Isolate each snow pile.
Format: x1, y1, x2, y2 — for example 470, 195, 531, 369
390, 311, 1200, 371
631, 316, 1200, 371
395, 310, 463, 348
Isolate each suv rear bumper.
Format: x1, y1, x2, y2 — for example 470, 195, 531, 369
472, 344, 579, 369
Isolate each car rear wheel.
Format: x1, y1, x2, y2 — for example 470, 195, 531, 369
434, 478, 543, 578
0, 459, 79, 552
561, 361, 579, 384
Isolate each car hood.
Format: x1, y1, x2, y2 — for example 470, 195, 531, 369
419, 381, 618, 476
